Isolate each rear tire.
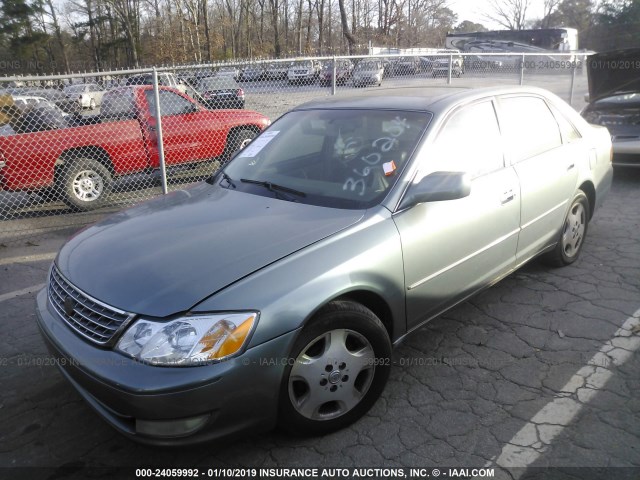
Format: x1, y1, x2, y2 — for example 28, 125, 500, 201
278, 300, 391, 436
60, 158, 112, 211
543, 190, 590, 267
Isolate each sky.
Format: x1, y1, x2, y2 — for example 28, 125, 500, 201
449, 0, 548, 29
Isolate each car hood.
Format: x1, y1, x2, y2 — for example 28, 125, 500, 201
56, 183, 364, 317
587, 49, 640, 102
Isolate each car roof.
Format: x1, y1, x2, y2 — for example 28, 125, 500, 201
293, 86, 559, 115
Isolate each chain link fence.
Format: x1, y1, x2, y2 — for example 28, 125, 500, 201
0, 52, 589, 243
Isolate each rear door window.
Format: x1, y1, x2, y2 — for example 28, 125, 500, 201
498, 96, 562, 163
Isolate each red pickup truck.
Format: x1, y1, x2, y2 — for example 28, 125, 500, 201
0, 86, 270, 210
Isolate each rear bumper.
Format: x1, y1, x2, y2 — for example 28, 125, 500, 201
612, 153, 640, 168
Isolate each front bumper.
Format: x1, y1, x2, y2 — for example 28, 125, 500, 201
35, 288, 299, 445
353, 76, 380, 86
612, 138, 640, 167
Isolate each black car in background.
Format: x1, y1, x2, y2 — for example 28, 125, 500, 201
194, 77, 245, 109
24, 88, 79, 114
318, 59, 354, 86
581, 48, 640, 168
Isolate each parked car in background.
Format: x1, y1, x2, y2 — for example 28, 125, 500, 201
265, 62, 289, 80
287, 60, 322, 85
24, 88, 79, 114
216, 66, 240, 81
352, 60, 384, 87
11, 95, 63, 114
0, 97, 78, 136
431, 54, 464, 77
318, 59, 354, 86
394, 56, 420, 75
63, 83, 106, 110
581, 48, 640, 168
125, 72, 187, 94
178, 70, 214, 88
194, 77, 245, 109
35, 86, 612, 446
240, 65, 266, 82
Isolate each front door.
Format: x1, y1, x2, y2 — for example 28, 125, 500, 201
393, 99, 521, 330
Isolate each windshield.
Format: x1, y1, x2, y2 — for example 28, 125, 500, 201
223, 109, 431, 209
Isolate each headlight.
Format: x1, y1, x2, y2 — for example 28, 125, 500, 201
581, 110, 599, 124
116, 312, 258, 366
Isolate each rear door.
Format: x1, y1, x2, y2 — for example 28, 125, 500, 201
496, 95, 579, 264
394, 99, 521, 330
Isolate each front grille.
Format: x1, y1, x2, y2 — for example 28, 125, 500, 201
48, 266, 134, 345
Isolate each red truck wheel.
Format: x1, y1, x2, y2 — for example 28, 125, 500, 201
60, 158, 113, 211
221, 129, 256, 166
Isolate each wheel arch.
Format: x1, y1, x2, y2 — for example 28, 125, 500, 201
297, 289, 397, 347
578, 180, 596, 221
228, 123, 262, 139
57, 146, 115, 176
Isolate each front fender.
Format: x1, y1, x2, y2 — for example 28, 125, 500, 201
192, 207, 406, 349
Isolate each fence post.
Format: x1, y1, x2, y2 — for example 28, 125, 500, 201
152, 67, 168, 195
519, 54, 525, 86
569, 60, 576, 106
447, 54, 453, 85
332, 56, 337, 96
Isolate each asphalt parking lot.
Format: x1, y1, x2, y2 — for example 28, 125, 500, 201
0, 166, 638, 479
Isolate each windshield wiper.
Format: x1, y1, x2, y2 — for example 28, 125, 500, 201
240, 178, 306, 200
220, 171, 236, 188
208, 170, 236, 187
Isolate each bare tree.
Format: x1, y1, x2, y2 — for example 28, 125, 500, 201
104, 0, 142, 66
540, 0, 561, 27
337, 0, 356, 53
41, 0, 71, 72
268, 0, 282, 57
315, 0, 326, 54
485, 0, 530, 30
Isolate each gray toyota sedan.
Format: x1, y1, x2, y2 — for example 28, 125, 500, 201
36, 87, 613, 445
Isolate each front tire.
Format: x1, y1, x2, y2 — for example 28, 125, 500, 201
59, 158, 112, 211
543, 190, 590, 267
278, 300, 391, 436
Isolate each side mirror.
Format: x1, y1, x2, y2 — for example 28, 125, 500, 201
399, 171, 471, 210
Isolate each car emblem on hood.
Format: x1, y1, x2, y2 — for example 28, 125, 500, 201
64, 297, 75, 317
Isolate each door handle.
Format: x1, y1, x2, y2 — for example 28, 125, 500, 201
567, 163, 575, 171
501, 189, 515, 205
